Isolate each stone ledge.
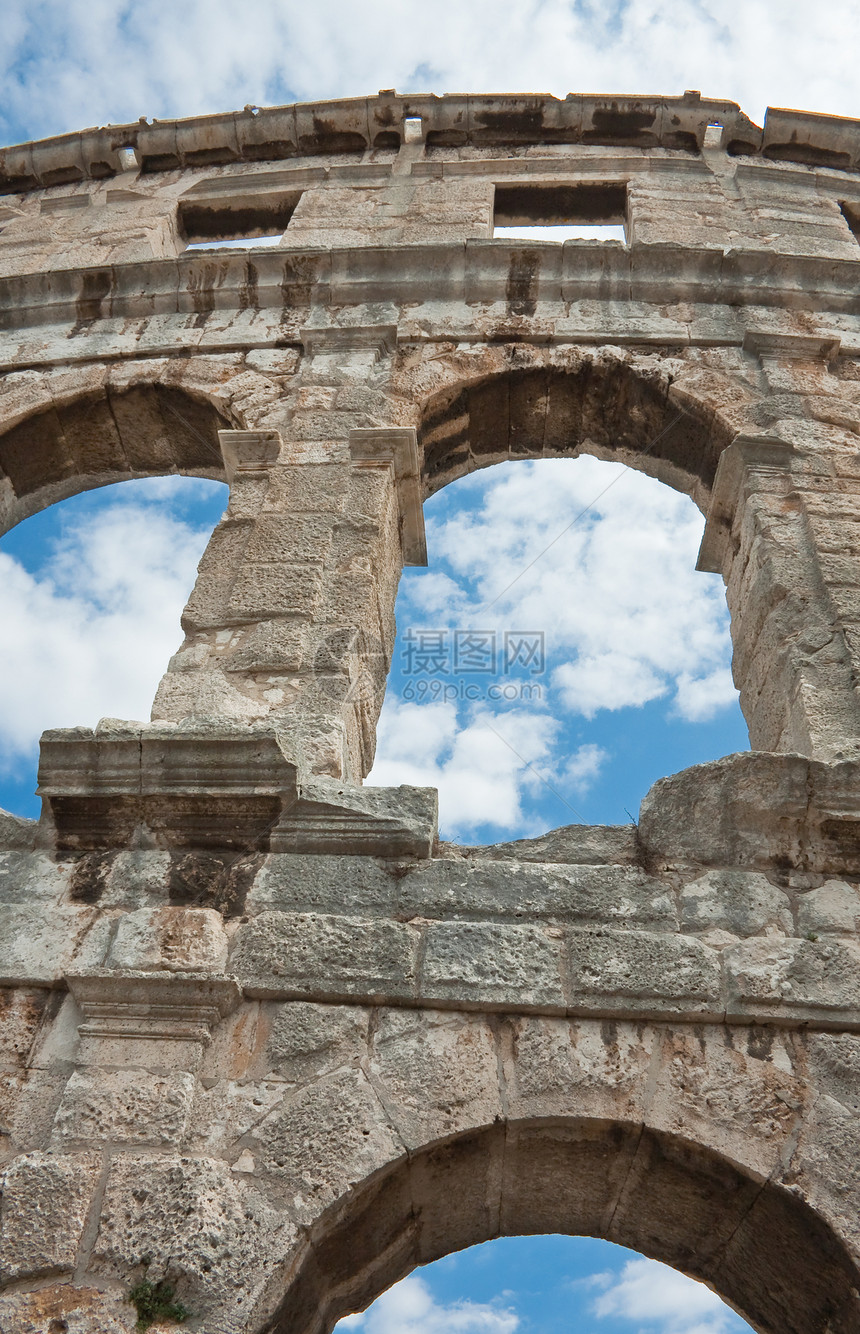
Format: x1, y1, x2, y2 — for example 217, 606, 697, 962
639, 751, 860, 872
5, 243, 860, 333
5, 95, 860, 191
225, 912, 860, 1030
0, 92, 759, 192
36, 724, 437, 857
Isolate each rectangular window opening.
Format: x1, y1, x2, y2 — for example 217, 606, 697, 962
184, 234, 284, 251
493, 182, 627, 244
178, 192, 302, 247
839, 201, 860, 242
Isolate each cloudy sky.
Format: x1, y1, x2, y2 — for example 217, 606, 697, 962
2, 1, 850, 1329
1, 0, 859, 145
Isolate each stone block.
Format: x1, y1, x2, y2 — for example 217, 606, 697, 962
608, 1126, 762, 1277
271, 781, 438, 858
502, 1015, 654, 1123
0, 1151, 100, 1283
565, 928, 722, 1015
639, 752, 860, 875
195, 519, 252, 576
261, 1000, 369, 1083
726, 936, 860, 1021
0, 1070, 68, 1155
92, 1154, 296, 1328
0, 989, 50, 1070
420, 922, 565, 1009
185, 1077, 289, 1156
449, 822, 641, 865
0, 905, 104, 985
51, 1069, 195, 1147
0, 1285, 136, 1334
197, 1000, 267, 1083
263, 463, 349, 513
396, 859, 675, 929
77, 849, 172, 910
225, 619, 306, 672
798, 880, 860, 936
109, 906, 229, 972
246, 853, 398, 916
410, 1123, 505, 1265
181, 574, 237, 631
226, 562, 322, 619
243, 512, 336, 563
679, 869, 792, 937
647, 1025, 806, 1180
501, 1119, 640, 1239
243, 1069, 404, 1225
368, 1008, 501, 1147
229, 911, 420, 1001
806, 1032, 860, 1114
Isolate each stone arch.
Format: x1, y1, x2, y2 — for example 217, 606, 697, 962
0, 356, 289, 535
268, 1118, 860, 1334
403, 344, 748, 511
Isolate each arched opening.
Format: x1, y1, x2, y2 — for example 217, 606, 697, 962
0, 472, 227, 818
368, 356, 746, 837
370, 452, 747, 840
0, 384, 232, 536
336, 1234, 753, 1333
270, 1120, 860, 1334
417, 360, 731, 511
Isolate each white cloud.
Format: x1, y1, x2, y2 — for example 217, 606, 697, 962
673, 669, 739, 722
406, 458, 736, 723
2, 0, 860, 144
593, 1257, 747, 1334
334, 1274, 519, 1334
560, 742, 607, 792
0, 485, 218, 767
369, 699, 573, 838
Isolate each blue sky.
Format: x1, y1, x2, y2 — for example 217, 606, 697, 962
336, 1237, 751, 1334
3, 1, 853, 1328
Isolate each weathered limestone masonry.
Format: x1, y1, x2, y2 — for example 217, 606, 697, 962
4, 90, 860, 1333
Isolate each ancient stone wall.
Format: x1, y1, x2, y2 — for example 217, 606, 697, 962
2, 92, 860, 1333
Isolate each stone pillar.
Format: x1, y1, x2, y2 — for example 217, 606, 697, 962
698, 435, 860, 761
152, 335, 426, 783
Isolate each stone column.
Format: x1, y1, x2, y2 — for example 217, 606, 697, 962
152, 334, 426, 783
698, 435, 860, 761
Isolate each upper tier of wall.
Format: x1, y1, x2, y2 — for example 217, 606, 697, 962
4, 91, 860, 192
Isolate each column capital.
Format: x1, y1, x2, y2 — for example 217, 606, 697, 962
218, 429, 282, 483
300, 324, 397, 361
697, 434, 795, 573
349, 426, 427, 566
65, 969, 242, 1069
